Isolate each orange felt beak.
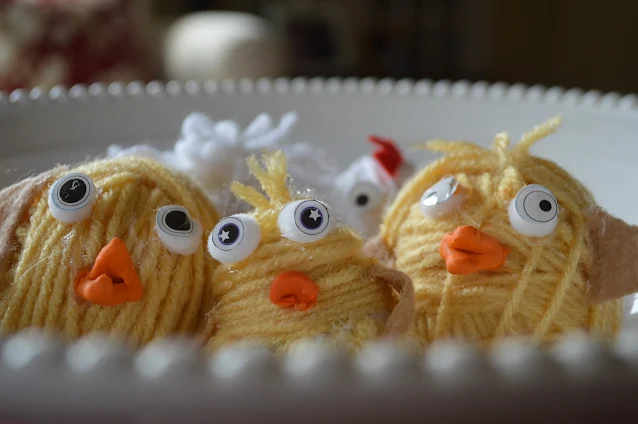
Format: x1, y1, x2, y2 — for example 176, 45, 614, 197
439, 226, 508, 275
269, 271, 319, 311
74, 238, 143, 306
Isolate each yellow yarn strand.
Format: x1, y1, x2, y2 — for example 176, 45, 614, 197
231, 181, 271, 210
514, 116, 562, 154
247, 151, 292, 205
417, 140, 489, 155
493, 132, 511, 166
493, 243, 544, 339
432, 273, 456, 339
532, 218, 586, 342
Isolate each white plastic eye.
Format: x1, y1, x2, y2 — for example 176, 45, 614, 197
508, 184, 559, 237
278, 199, 334, 243
420, 175, 465, 218
155, 205, 203, 255
347, 181, 384, 211
207, 214, 261, 264
48, 173, 98, 223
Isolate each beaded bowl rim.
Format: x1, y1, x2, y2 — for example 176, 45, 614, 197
2, 79, 638, 421
0, 329, 638, 422
2, 77, 637, 111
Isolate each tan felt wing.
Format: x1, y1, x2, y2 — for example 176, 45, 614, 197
587, 206, 638, 304
368, 263, 415, 336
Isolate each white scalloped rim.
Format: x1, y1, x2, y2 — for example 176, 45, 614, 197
1, 78, 636, 111
1, 329, 638, 420
1, 329, 637, 381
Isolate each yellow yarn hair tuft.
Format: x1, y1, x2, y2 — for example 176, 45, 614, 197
231, 150, 292, 210
0, 156, 219, 346
381, 116, 621, 346
514, 115, 562, 154
419, 140, 488, 155
202, 150, 403, 354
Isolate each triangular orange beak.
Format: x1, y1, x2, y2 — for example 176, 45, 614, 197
74, 238, 143, 306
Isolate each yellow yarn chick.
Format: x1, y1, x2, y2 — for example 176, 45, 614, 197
0, 156, 219, 346
370, 116, 638, 346
202, 151, 414, 354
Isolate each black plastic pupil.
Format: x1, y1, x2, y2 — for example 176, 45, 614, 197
219, 223, 239, 245
165, 210, 191, 231
356, 194, 369, 206
301, 207, 323, 229
59, 178, 87, 204
539, 200, 552, 212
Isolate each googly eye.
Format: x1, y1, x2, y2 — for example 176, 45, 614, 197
48, 173, 98, 223
420, 175, 465, 218
207, 214, 261, 264
347, 181, 384, 211
278, 199, 334, 243
508, 184, 559, 237
155, 205, 203, 255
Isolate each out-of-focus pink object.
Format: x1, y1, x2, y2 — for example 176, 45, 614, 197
0, 0, 154, 91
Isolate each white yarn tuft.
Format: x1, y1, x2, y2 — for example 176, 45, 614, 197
107, 111, 340, 214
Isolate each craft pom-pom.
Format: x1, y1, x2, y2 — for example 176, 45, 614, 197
419, 175, 465, 218
207, 214, 261, 264
278, 199, 335, 243
508, 184, 559, 237
155, 205, 203, 255
48, 173, 98, 224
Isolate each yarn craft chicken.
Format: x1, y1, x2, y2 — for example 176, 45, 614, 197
201, 151, 414, 353
0, 156, 218, 346
368, 117, 638, 346
330, 135, 415, 239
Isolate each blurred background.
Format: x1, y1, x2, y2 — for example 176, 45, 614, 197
1, 0, 637, 94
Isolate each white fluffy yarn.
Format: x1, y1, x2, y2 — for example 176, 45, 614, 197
107, 111, 339, 214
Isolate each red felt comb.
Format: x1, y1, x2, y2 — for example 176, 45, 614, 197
368, 135, 403, 177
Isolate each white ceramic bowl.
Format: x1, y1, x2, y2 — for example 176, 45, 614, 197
1, 80, 638, 422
